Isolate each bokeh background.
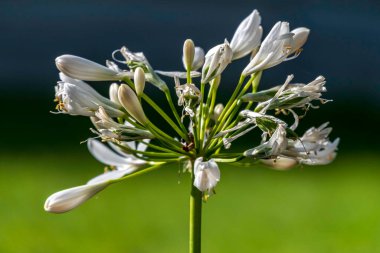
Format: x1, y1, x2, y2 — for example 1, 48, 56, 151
1, 0, 379, 252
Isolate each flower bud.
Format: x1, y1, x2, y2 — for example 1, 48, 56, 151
109, 83, 120, 105
56, 55, 130, 81
134, 67, 145, 97
183, 39, 195, 71
213, 103, 224, 120
118, 84, 148, 125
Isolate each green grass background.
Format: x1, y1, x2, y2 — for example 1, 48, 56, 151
1, 151, 379, 253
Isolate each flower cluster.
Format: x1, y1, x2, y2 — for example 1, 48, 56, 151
45, 9, 339, 213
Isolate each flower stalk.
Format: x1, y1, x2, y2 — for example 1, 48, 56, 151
189, 161, 203, 253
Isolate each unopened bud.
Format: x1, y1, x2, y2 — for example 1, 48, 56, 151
183, 39, 195, 71
56, 55, 129, 81
109, 83, 120, 105
213, 103, 224, 119
118, 84, 148, 125
134, 67, 145, 97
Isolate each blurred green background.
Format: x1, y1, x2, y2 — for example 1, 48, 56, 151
1, 0, 379, 252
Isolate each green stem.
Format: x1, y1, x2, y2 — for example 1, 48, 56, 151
143, 95, 188, 141
189, 161, 202, 253
165, 91, 189, 141
198, 82, 206, 152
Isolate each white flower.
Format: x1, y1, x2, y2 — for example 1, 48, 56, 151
290, 27, 310, 54
256, 75, 328, 110
201, 40, 233, 83
284, 123, 339, 165
193, 158, 220, 194
56, 55, 131, 81
44, 139, 148, 213
243, 22, 310, 75
230, 9, 262, 60
244, 124, 287, 157
55, 74, 123, 117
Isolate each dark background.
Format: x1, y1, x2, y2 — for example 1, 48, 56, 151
0, 0, 379, 152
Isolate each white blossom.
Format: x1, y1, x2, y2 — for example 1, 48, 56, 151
55, 74, 123, 117
243, 22, 309, 75
230, 9, 263, 60
257, 75, 328, 110
193, 158, 220, 194
56, 55, 132, 81
201, 40, 233, 83
44, 139, 148, 213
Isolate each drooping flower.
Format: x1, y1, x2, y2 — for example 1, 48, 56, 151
193, 158, 220, 194
44, 139, 149, 213
230, 9, 263, 60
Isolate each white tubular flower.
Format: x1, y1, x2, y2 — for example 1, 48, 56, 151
243, 22, 309, 75
193, 158, 220, 194
56, 55, 131, 81
44, 139, 147, 213
91, 107, 154, 141
290, 27, 310, 54
266, 124, 288, 155
118, 84, 148, 125
201, 40, 233, 84
256, 75, 328, 111
230, 9, 263, 60
244, 124, 287, 157
55, 74, 123, 117
280, 123, 339, 165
